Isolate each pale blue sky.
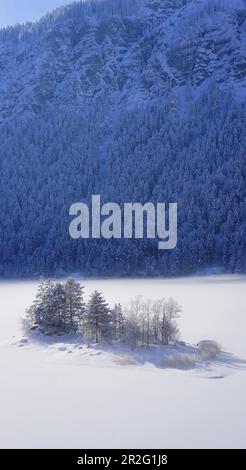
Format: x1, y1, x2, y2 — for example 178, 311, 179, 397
0, 0, 71, 29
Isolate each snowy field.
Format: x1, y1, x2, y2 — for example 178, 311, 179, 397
0, 275, 246, 449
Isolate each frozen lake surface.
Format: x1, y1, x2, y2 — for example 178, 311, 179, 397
0, 275, 246, 448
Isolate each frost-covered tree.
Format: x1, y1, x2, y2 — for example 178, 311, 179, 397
64, 278, 86, 333
26, 280, 67, 335
123, 311, 141, 350
152, 298, 182, 345
25, 280, 53, 331
140, 299, 152, 347
25, 279, 85, 335
110, 303, 125, 340
123, 296, 182, 348
84, 291, 111, 343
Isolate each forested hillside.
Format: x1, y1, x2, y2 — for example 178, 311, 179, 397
0, 0, 245, 277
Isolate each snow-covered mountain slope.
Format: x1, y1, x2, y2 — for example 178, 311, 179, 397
0, 0, 245, 119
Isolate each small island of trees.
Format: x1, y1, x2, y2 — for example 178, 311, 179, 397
25, 279, 182, 349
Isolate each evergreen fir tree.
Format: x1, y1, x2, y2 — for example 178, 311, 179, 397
85, 291, 111, 343
26, 279, 85, 335
26, 280, 67, 335
64, 278, 86, 333
110, 303, 125, 340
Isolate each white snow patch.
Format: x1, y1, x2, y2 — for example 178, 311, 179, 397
0, 275, 246, 448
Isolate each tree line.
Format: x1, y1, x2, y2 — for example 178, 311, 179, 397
25, 279, 181, 349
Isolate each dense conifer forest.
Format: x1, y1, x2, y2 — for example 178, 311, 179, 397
0, 0, 245, 277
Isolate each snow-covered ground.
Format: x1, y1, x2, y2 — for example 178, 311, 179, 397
0, 275, 246, 449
